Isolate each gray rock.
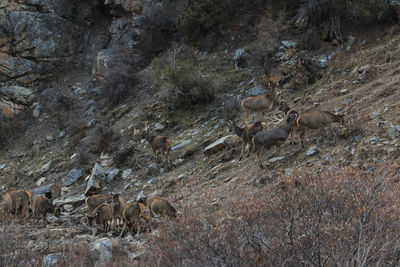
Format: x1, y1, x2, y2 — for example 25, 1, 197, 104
339, 88, 349, 94
87, 119, 96, 128
85, 163, 106, 196
342, 98, 351, 105
45, 135, 54, 142
167, 177, 175, 187
153, 123, 165, 131
146, 163, 158, 174
91, 238, 115, 266
172, 159, 184, 167
172, 139, 192, 151
105, 168, 120, 183
124, 183, 131, 190
122, 169, 132, 179
63, 204, 74, 212
62, 169, 82, 186
268, 156, 285, 163
33, 104, 41, 118
147, 177, 158, 184
84, 106, 96, 117
281, 40, 296, 49
247, 85, 266, 96
0, 164, 5, 170
306, 146, 320, 156
42, 252, 63, 267
388, 126, 400, 140
91, 87, 102, 95
233, 48, 245, 60
178, 174, 185, 180
1, 85, 34, 104
136, 190, 145, 201
370, 111, 379, 119
313, 55, 328, 69
134, 180, 143, 186
203, 135, 234, 155
53, 194, 86, 208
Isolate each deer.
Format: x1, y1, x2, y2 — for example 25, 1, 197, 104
107, 193, 126, 231
143, 122, 172, 169
251, 112, 298, 169
228, 120, 267, 161
85, 194, 111, 213
278, 101, 300, 144
87, 203, 115, 234
296, 111, 348, 148
3, 190, 32, 218
139, 196, 176, 218
241, 86, 281, 124
120, 202, 149, 237
32, 196, 61, 227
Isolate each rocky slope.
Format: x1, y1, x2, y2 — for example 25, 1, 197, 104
0, 1, 399, 265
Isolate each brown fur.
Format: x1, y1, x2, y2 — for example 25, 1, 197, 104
108, 194, 126, 231
278, 101, 300, 144
87, 203, 115, 234
32, 196, 60, 226
228, 120, 267, 161
141, 196, 176, 218
120, 202, 148, 237
296, 111, 346, 148
85, 194, 110, 213
251, 113, 298, 169
145, 133, 172, 169
3, 190, 32, 218
241, 88, 280, 124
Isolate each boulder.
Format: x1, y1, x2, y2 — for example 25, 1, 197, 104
172, 139, 193, 151
42, 252, 63, 267
90, 238, 120, 266
53, 194, 86, 208
85, 163, 106, 196
105, 168, 120, 183
62, 169, 83, 186
203, 135, 234, 155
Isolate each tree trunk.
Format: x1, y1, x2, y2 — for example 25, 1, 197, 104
295, 0, 345, 42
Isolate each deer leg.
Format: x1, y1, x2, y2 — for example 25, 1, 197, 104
238, 143, 246, 161
244, 110, 250, 125
300, 128, 306, 148
120, 223, 127, 237
246, 143, 251, 158
257, 147, 264, 169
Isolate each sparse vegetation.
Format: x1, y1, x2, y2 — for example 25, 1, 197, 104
140, 162, 400, 266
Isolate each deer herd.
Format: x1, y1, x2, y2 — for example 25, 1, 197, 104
0, 83, 348, 236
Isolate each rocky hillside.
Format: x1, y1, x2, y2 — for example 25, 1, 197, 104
0, 0, 399, 266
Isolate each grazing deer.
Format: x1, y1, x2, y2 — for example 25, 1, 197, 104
139, 196, 176, 218
3, 190, 32, 218
241, 86, 281, 124
120, 202, 148, 237
32, 196, 61, 227
143, 122, 172, 169
252, 112, 298, 169
228, 120, 267, 161
278, 101, 300, 144
87, 203, 115, 234
296, 111, 347, 148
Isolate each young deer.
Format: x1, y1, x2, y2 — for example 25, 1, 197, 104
252, 112, 298, 169
296, 111, 347, 148
228, 120, 267, 161
143, 122, 172, 169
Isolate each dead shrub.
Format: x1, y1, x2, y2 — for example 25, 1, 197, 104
89, 123, 120, 154
140, 161, 400, 266
112, 146, 135, 167
102, 65, 140, 107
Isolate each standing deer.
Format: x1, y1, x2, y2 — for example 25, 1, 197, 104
241, 86, 281, 124
296, 111, 347, 148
